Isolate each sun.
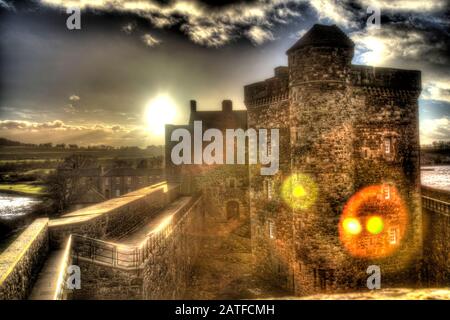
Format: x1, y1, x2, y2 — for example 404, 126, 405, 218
145, 94, 177, 135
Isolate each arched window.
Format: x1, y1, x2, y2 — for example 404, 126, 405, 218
226, 201, 239, 220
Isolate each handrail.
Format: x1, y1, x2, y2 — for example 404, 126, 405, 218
70, 197, 201, 270
422, 195, 450, 217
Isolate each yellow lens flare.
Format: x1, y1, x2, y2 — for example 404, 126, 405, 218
293, 185, 306, 198
281, 173, 318, 210
366, 216, 384, 235
342, 217, 362, 235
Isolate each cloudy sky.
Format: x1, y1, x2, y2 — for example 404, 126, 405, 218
0, 0, 449, 146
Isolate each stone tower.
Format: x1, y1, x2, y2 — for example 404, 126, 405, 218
245, 24, 422, 295
287, 24, 359, 294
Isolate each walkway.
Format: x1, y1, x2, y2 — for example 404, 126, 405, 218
29, 250, 65, 300
28, 196, 192, 300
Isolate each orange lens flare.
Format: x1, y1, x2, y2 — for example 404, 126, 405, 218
339, 184, 408, 259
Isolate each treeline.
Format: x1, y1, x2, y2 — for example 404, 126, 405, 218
421, 141, 450, 153
421, 141, 450, 165
0, 137, 163, 151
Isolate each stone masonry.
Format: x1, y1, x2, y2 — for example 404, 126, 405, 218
244, 24, 423, 295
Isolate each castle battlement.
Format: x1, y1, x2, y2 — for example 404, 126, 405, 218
351, 65, 421, 91
244, 66, 289, 107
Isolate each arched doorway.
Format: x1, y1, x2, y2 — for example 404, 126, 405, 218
226, 201, 239, 220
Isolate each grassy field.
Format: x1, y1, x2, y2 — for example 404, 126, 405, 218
23, 168, 55, 175
0, 183, 45, 196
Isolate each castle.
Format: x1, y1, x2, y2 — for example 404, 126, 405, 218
0, 24, 446, 301
166, 24, 424, 295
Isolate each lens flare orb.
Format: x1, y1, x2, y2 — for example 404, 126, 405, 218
366, 216, 384, 235
281, 173, 318, 210
342, 217, 362, 235
338, 184, 408, 259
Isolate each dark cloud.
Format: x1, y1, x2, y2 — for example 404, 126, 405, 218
1, 0, 449, 145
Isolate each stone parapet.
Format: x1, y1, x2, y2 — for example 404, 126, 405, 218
0, 218, 49, 300
49, 182, 180, 247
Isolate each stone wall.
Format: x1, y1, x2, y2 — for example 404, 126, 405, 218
244, 24, 423, 296
142, 197, 204, 299
70, 260, 143, 300
0, 218, 49, 300
421, 187, 449, 286
68, 196, 204, 300
245, 71, 293, 292
49, 183, 180, 247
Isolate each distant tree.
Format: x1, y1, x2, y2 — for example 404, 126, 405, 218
46, 154, 97, 214
112, 158, 132, 168
0, 137, 36, 147
149, 156, 163, 168
39, 143, 53, 148
137, 159, 148, 169
68, 144, 78, 149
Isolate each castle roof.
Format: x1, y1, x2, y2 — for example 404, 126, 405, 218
189, 110, 247, 130
286, 24, 354, 54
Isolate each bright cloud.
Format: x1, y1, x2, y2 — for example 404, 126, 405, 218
69, 95, 80, 101
422, 80, 450, 103
0, 119, 157, 146
141, 34, 161, 47
246, 26, 275, 45
357, 0, 447, 12
40, 0, 302, 47
420, 117, 450, 144
308, 0, 358, 28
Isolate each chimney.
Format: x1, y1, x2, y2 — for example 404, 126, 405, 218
222, 100, 232, 112
190, 100, 197, 113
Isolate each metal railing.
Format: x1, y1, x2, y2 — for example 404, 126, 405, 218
422, 196, 450, 217
70, 197, 200, 270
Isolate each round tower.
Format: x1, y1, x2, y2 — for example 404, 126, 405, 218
287, 24, 357, 294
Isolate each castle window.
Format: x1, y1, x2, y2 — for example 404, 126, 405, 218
384, 138, 391, 154
228, 178, 236, 188
383, 185, 390, 200
296, 129, 302, 143
115, 177, 120, 184
291, 128, 297, 143
138, 176, 143, 184
115, 189, 120, 197
126, 177, 132, 185
269, 221, 275, 239
389, 228, 397, 244
265, 179, 274, 200
104, 177, 109, 186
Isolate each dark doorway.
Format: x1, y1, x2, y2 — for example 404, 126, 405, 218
226, 201, 239, 220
